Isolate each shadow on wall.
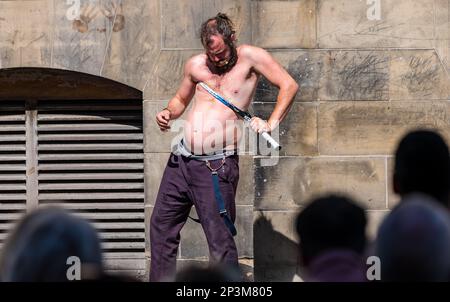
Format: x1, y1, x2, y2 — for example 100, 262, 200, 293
254, 213, 303, 282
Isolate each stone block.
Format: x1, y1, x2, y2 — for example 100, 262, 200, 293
102, 0, 161, 90
389, 50, 449, 100
144, 204, 154, 255
366, 210, 390, 240
0, 0, 51, 67
235, 205, 253, 258
144, 152, 171, 206
161, 0, 251, 49
318, 0, 435, 48
255, 157, 387, 210
318, 101, 450, 155
257, 50, 449, 103
52, 0, 109, 74
251, 0, 316, 48
386, 157, 400, 209
434, 0, 449, 72
319, 50, 390, 101
253, 210, 299, 268
235, 155, 255, 206
253, 102, 318, 156
254, 50, 325, 102
143, 100, 187, 153
143, 50, 199, 100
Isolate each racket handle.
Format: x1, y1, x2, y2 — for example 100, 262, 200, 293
261, 132, 281, 151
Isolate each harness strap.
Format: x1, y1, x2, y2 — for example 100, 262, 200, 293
203, 158, 237, 237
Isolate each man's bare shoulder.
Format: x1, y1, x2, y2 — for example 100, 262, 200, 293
185, 53, 207, 70
238, 44, 267, 58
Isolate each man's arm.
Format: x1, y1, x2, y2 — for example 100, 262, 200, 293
156, 58, 197, 131
243, 45, 299, 132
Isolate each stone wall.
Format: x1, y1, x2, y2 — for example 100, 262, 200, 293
0, 0, 448, 281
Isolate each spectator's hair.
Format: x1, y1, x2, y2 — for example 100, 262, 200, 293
295, 195, 367, 265
375, 193, 450, 281
0, 207, 103, 282
200, 13, 236, 47
394, 129, 450, 207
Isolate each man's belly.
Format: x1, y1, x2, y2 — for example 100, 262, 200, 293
183, 111, 244, 155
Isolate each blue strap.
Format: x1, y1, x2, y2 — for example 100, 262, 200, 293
211, 171, 237, 237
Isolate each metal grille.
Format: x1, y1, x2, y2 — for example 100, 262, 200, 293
0, 99, 145, 278
0, 101, 27, 249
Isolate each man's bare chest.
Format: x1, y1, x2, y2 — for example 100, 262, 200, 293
194, 66, 259, 106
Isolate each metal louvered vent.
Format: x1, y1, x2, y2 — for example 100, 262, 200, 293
36, 100, 145, 277
0, 68, 146, 280
0, 101, 27, 249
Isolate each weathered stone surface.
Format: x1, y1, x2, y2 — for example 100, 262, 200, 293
390, 50, 450, 100
180, 205, 253, 259
434, 0, 450, 73
318, 0, 435, 48
161, 0, 251, 49
253, 210, 299, 279
143, 100, 187, 153
104, 258, 147, 271
257, 50, 449, 103
386, 157, 400, 209
0, 0, 448, 284
366, 210, 390, 240
255, 157, 387, 210
318, 101, 450, 155
144, 204, 153, 256
0, 0, 51, 68
143, 50, 198, 100
102, 0, 160, 90
235, 155, 255, 206
52, 0, 108, 74
235, 205, 253, 258
144, 152, 171, 206
104, 269, 147, 281
253, 102, 318, 156
251, 0, 316, 49
320, 50, 390, 101
254, 50, 325, 102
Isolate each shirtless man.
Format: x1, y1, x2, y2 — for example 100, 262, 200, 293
151, 13, 298, 281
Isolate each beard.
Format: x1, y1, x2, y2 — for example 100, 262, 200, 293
210, 43, 238, 74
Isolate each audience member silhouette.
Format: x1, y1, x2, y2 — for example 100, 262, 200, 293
0, 207, 103, 282
295, 195, 368, 282
394, 130, 450, 208
375, 193, 450, 281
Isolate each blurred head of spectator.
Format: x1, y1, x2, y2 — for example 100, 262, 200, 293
0, 207, 103, 282
394, 130, 450, 208
296, 195, 368, 282
375, 193, 450, 281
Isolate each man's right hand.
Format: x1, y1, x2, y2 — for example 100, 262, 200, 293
156, 109, 171, 132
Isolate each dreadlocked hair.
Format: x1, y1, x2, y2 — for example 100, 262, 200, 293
200, 13, 236, 47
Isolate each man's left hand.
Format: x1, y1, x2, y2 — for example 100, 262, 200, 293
250, 117, 271, 133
